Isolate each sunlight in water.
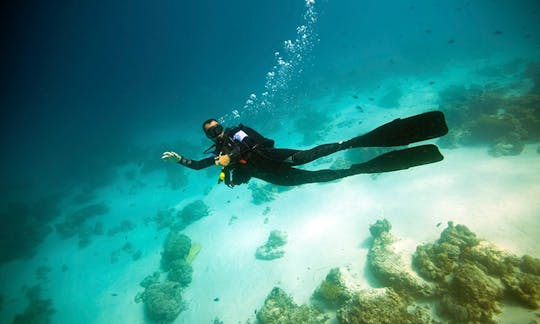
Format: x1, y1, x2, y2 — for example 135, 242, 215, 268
302, 215, 335, 239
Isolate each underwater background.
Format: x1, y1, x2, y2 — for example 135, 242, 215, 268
1, 0, 540, 323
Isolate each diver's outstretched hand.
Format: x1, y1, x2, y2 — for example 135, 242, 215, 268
162, 151, 182, 163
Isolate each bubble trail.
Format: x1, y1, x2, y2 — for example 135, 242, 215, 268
221, 0, 319, 123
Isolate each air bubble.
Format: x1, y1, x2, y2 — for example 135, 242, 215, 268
221, 0, 319, 123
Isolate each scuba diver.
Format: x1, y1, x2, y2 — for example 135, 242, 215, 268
162, 111, 449, 187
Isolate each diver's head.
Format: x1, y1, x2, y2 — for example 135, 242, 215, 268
202, 118, 224, 142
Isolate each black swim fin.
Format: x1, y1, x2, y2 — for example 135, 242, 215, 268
349, 144, 443, 174
345, 111, 448, 148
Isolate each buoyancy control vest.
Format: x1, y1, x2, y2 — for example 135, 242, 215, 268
217, 124, 275, 186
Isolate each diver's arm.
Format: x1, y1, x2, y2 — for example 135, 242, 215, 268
162, 151, 215, 170
179, 156, 215, 170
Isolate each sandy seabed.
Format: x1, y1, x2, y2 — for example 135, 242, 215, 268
2, 142, 538, 323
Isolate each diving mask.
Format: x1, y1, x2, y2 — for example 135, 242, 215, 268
204, 124, 223, 140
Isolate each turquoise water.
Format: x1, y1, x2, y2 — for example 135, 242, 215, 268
1, 0, 540, 323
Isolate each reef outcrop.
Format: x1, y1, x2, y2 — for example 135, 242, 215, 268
12, 285, 55, 324
253, 219, 540, 323
437, 64, 540, 156
152, 200, 210, 231
337, 287, 430, 324
137, 281, 186, 323
311, 267, 356, 309
161, 231, 192, 271
255, 230, 288, 260
257, 287, 328, 324
413, 221, 540, 322
136, 230, 200, 323
367, 219, 434, 298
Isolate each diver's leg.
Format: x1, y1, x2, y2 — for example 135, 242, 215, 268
259, 148, 301, 162
287, 143, 346, 165
257, 145, 345, 166
255, 144, 444, 186
254, 167, 351, 186
280, 111, 448, 165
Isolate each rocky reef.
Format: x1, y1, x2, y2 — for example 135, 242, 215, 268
136, 281, 186, 323
281, 265, 430, 324
257, 287, 328, 324
55, 202, 109, 248
255, 219, 540, 324
0, 197, 60, 263
12, 285, 55, 324
109, 242, 142, 263
161, 231, 192, 271
248, 183, 291, 205
177, 200, 209, 226
337, 287, 430, 324
367, 219, 434, 299
413, 221, 540, 322
167, 259, 193, 287
307, 222, 435, 323
136, 230, 201, 323
151, 200, 210, 231
255, 230, 288, 260
311, 267, 356, 309
107, 219, 136, 236
437, 62, 540, 156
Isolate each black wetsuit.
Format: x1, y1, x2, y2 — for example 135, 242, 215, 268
178, 111, 449, 186
178, 124, 353, 186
